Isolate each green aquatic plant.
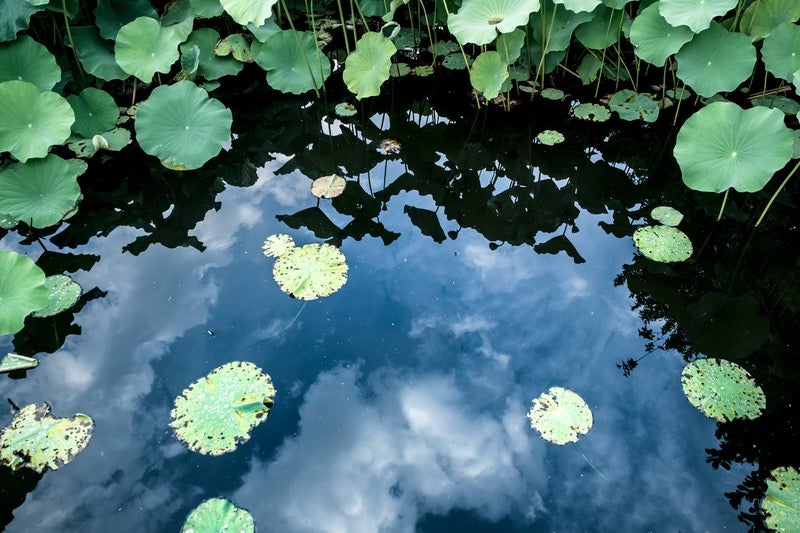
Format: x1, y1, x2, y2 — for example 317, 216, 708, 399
650, 206, 683, 227
94, 0, 158, 40
66, 88, 120, 137
572, 102, 610, 121
527, 386, 593, 445
536, 130, 565, 145
334, 102, 357, 117
0, 353, 38, 374
220, 0, 277, 26
470, 51, 508, 100
32, 275, 82, 318
311, 174, 347, 199
343, 32, 396, 100
67, 127, 131, 158
628, 3, 693, 67
180, 28, 243, 81
632, 225, 692, 263
540, 88, 565, 100
170, 361, 276, 456
448, 0, 540, 46
0, 403, 94, 473
182, 498, 255, 533
69, 25, 128, 81
271, 242, 349, 300
214, 33, 253, 63
262, 234, 296, 258
553, 0, 601, 14
608, 90, 659, 122
253, 30, 331, 95
760, 22, 800, 82
740, 0, 800, 40
763, 466, 800, 532
114, 16, 181, 83
658, 0, 737, 33
680, 358, 765, 422
0, 0, 42, 42
0, 35, 60, 90
0, 251, 48, 335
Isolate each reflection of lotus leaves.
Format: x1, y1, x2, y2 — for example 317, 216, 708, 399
680, 358, 765, 422
528, 386, 593, 445
182, 498, 255, 533
684, 292, 769, 360
763, 466, 800, 532
262, 233, 295, 258
272, 243, 348, 300
632, 225, 692, 263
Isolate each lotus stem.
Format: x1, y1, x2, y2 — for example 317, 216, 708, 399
61, 0, 84, 80
418, 0, 436, 67
717, 188, 730, 221
335, 0, 350, 54
348, 0, 358, 44
280, 0, 321, 98
755, 159, 800, 227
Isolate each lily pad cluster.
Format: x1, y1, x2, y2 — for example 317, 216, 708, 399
262, 234, 349, 301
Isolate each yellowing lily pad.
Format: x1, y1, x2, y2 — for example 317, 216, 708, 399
311, 174, 346, 199
537, 130, 565, 145
182, 498, 255, 533
632, 225, 692, 263
262, 234, 295, 258
272, 243, 348, 301
680, 358, 766, 422
527, 386, 593, 445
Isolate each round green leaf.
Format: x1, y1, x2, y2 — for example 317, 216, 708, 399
67, 87, 119, 137
135, 80, 232, 170
190, 0, 224, 18
573, 102, 610, 121
684, 292, 769, 360
31, 274, 82, 318
536, 129, 565, 145
94, 0, 157, 39
574, 7, 629, 50
674, 24, 756, 98
334, 102, 357, 117
527, 386, 593, 445
220, 0, 278, 26
0, 80, 74, 162
254, 30, 332, 95
182, 498, 255, 533
181, 28, 242, 80
761, 22, 800, 82
680, 358, 765, 422
0, 35, 60, 90
658, 0, 737, 33
0, 0, 41, 43
342, 32, 395, 100
262, 234, 295, 258
114, 17, 181, 83
0, 154, 87, 228
272, 243, 348, 300
740, 0, 800, 40
763, 467, 800, 532
673, 102, 793, 193
609, 89, 659, 122
540, 88, 565, 100
0, 403, 93, 473
170, 361, 276, 456
311, 174, 346, 199
629, 3, 694, 66
70, 25, 128, 81
448, 0, 541, 46
632, 225, 692, 262
553, 0, 601, 14
0, 251, 48, 335
650, 206, 683, 226
470, 50, 508, 100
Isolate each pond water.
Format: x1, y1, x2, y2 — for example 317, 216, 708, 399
1, 86, 797, 532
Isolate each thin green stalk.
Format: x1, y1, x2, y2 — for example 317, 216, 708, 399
419, 0, 436, 66
335, 0, 350, 54
61, 0, 84, 80
755, 159, 800, 226
280, 0, 321, 98
717, 188, 730, 221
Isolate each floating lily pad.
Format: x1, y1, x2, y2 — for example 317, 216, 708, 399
673, 102, 793, 193
67, 127, 131, 158
633, 225, 692, 262
334, 102, 357, 117
650, 206, 683, 226
0, 35, 60, 90
609, 90, 659, 122
448, 0, 541, 46
763, 467, 800, 532
254, 30, 331, 95
272, 243, 348, 300
343, 32, 396, 100
311, 174, 346, 199
0, 403, 94, 473
170, 361, 276, 456
215, 33, 252, 63
66, 87, 119, 137
114, 16, 181, 83
0, 251, 48, 335
658, 0, 737, 33
680, 358, 765, 422
443, 53, 469, 70
31, 274, 81, 318
540, 88, 565, 100
527, 386, 593, 445
629, 3, 694, 66
537, 130, 565, 145
220, 0, 277, 26
262, 234, 295, 258
182, 498, 255, 533
573, 102, 610, 121
761, 22, 800, 82
0, 353, 37, 373
470, 51, 508, 100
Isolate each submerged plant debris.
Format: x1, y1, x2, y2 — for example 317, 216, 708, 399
680, 358, 766, 422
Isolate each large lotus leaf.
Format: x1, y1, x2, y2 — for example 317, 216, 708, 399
0, 251, 48, 335
628, 3, 694, 66
608, 89, 659, 122
680, 358, 765, 422
161, 0, 194, 43
0, 154, 87, 228
114, 17, 181, 83
673, 102, 793, 193
0, 403, 93, 473
529, 1, 595, 53
684, 292, 769, 360
449, 0, 541, 46
527, 387, 593, 445
190, 0, 224, 18
761, 22, 800, 81
31, 274, 82, 318
220, 0, 278, 26
253, 30, 332, 95
272, 243, 348, 300
170, 361, 276, 456
470, 51, 508, 100
262, 234, 295, 258
94, 0, 157, 40
0, 80, 74, 162
342, 32, 395, 100
135, 81, 232, 170
574, 6, 629, 50
764, 467, 800, 532
740, 0, 800, 40
658, 0, 737, 33
675, 24, 756, 97
0, 0, 41, 42
180, 28, 242, 80
66, 87, 119, 137
0, 35, 60, 90
496, 29, 525, 64
0, 353, 38, 374
182, 498, 255, 533
70, 25, 127, 81
632, 225, 692, 262
553, 0, 601, 13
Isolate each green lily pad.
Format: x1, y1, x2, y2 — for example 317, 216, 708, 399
609, 90, 659, 122
540, 88, 565, 100
0, 353, 38, 373
629, 3, 694, 66
31, 274, 81, 318
343, 32, 396, 100
529, 1, 595, 53
182, 498, 255, 533
763, 467, 800, 532
674, 24, 756, 98
448, 0, 541, 46
311, 174, 346, 199
220, 0, 278, 26
0, 35, 60, 90
272, 242, 348, 300
574, 6, 629, 50
0, 251, 48, 335
160, 0, 194, 43
334, 102, 357, 117
0, 80, 74, 162
553, 0, 602, 13
247, 17, 281, 43
0, 154, 87, 228
0, 0, 41, 43
389, 62, 411, 77
496, 28, 525, 64
470, 50, 508, 100
170, 361, 276, 456
66, 87, 119, 137
262, 234, 295, 258
680, 358, 765, 422
761, 22, 800, 82
180, 28, 242, 80
684, 292, 769, 360
740, 0, 800, 40
536, 130, 565, 145
527, 386, 593, 445
254, 30, 331, 95
70, 25, 128, 81
650, 206, 683, 226
0, 403, 93, 473
215, 33, 252, 63
190, 0, 224, 18
572, 102, 610, 121
658, 0, 737, 33
673, 101, 793, 193
632, 225, 692, 262
428, 39, 459, 56
135, 80, 232, 170
67, 127, 131, 158
94, 0, 157, 40
114, 16, 181, 83
443, 52, 469, 70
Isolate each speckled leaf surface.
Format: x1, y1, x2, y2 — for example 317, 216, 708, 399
182, 498, 255, 533
680, 358, 766, 422
528, 386, 593, 445
633, 225, 692, 262
32, 274, 82, 318
262, 234, 295, 258
272, 243, 348, 300
764, 467, 800, 532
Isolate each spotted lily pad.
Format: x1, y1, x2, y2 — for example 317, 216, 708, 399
311, 174, 346, 199
633, 225, 692, 262
334, 102, 357, 117
680, 358, 765, 422
272, 243, 348, 301
0, 403, 94, 473
170, 361, 276, 456
527, 386, 593, 445
182, 498, 255, 533
537, 130, 565, 145
573, 102, 610, 121
262, 233, 295, 258
651, 206, 683, 226
31, 274, 82, 318
0, 251, 48, 335
0, 353, 37, 373
763, 467, 800, 532
609, 90, 659, 122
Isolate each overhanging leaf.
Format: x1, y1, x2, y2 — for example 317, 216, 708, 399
254, 30, 332, 95
220, 0, 278, 26
761, 22, 800, 81
94, 0, 157, 39
0, 0, 41, 43
658, 0, 737, 33
629, 3, 694, 66
114, 16, 181, 83
469, 50, 508, 99
448, 0, 541, 46
0, 251, 48, 335
70, 25, 128, 81
66, 87, 119, 137
343, 32, 396, 100
680, 358, 765, 422
0, 34, 60, 90
31, 274, 82, 318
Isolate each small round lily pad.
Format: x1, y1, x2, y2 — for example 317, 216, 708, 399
763, 466, 800, 532
32, 274, 82, 318
182, 498, 255, 533
334, 102, 357, 117
573, 103, 610, 121
536, 130, 565, 146
272, 243, 348, 301
311, 174, 346, 199
527, 386, 593, 445
632, 225, 692, 263
680, 358, 766, 422
262, 234, 295, 258
540, 88, 565, 100
650, 206, 684, 226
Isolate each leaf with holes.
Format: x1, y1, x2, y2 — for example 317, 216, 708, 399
651, 206, 683, 226
763, 467, 800, 532
272, 243, 348, 300
182, 498, 255, 533
528, 387, 593, 445
262, 234, 295, 258
680, 358, 765, 422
